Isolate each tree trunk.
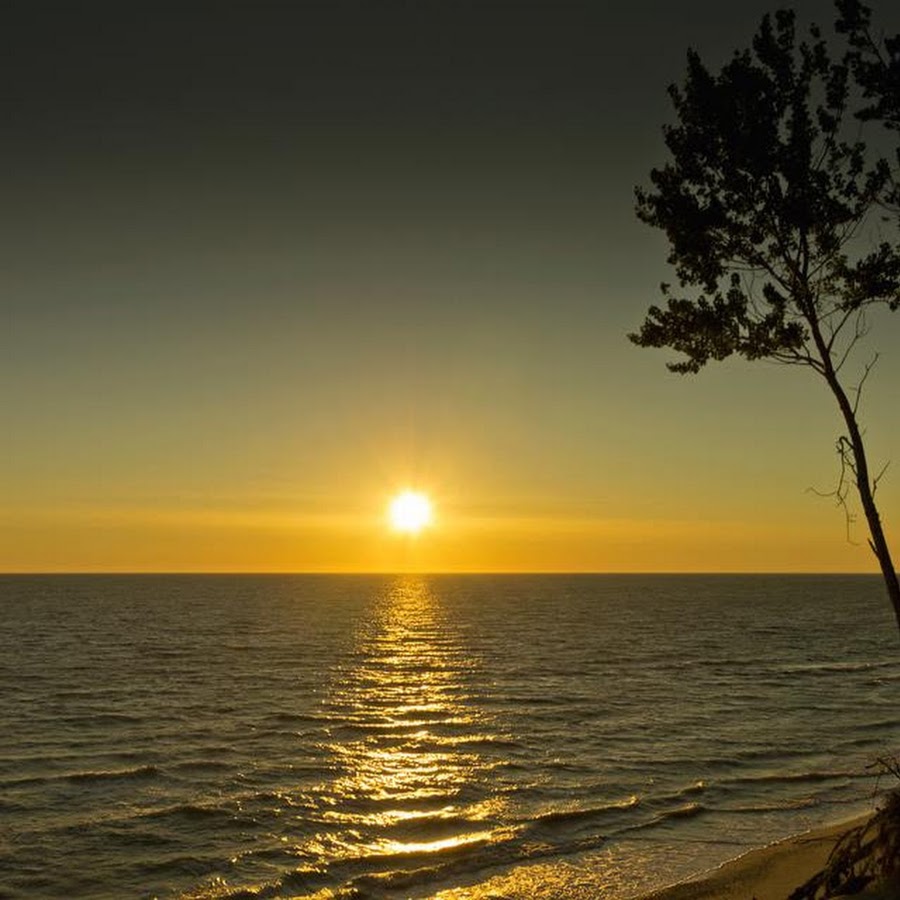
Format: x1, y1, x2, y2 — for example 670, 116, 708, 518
816, 349, 900, 634
803, 311, 900, 632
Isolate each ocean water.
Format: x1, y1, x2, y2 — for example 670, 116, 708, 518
2, 574, 900, 900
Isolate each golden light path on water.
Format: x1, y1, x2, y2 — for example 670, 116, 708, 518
285, 577, 654, 900
291, 576, 514, 895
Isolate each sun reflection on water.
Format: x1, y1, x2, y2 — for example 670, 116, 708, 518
304, 576, 510, 869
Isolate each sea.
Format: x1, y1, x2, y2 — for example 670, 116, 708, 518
2, 574, 900, 900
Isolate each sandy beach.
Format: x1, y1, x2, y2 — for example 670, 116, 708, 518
641, 814, 877, 900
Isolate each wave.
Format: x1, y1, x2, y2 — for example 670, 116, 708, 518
170, 759, 235, 775
610, 745, 815, 773
66, 764, 161, 782
652, 801, 707, 823
719, 768, 858, 789
720, 797, 820, 813
43, 710, 146, 726
0, 764, 162, 789
519, 794, 641, 833
139, 802, 237, 824
605, 803, 708, 841
775, 659, 898, 675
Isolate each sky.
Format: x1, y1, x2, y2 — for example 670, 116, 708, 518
3, 0, 900, 573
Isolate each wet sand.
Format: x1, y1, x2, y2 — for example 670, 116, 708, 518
641, 814, 873, 900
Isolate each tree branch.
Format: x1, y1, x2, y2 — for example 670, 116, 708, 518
807, 434, 859, 544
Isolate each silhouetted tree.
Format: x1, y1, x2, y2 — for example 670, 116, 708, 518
630, 7, 900, 632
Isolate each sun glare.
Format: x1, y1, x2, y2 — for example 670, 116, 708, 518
388, 491, 433, 534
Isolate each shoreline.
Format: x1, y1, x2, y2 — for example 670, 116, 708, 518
638, 812, 873, 900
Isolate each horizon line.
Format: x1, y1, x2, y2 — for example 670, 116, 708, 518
0, 570, 886, 577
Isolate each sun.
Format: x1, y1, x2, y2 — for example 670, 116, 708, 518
388, 491, 433, 534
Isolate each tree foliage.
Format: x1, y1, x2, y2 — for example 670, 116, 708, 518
837, 0, 900, 139
632, 9, 900, 375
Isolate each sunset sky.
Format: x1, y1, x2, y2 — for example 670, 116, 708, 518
4, 0, 900, 573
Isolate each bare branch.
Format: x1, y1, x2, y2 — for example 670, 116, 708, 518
833, 313, 873, 374
852, 352, 879, 414
873, 459, 891, 495
824, 305, 862, 356
807, 435, 860, 544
